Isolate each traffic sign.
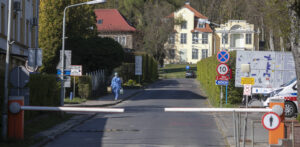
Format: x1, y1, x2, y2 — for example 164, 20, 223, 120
70, 65, 82, 76
217, 50, 230, 63
186, 65, 190, 70
216, 63, 229, 75
215, 80, 229, 86
262, 112, 281, 130
241, 77, 255, 85
243, 84, 252, 96
57, 69, 71, 75
216, 75, 229, 81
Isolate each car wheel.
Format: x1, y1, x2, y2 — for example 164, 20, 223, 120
285, 101, 296, 117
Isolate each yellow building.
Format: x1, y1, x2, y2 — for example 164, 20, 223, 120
0, 0, 39, 72
215, 20, 256, 51
164, 2, 213, 64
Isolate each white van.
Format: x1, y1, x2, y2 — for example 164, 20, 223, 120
263, 78, 298, 117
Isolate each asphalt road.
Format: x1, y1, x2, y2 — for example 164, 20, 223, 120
44, 79, 227, 147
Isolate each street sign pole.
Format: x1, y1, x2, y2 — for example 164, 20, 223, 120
226, 85, 228, 104
220, 86, 223, 108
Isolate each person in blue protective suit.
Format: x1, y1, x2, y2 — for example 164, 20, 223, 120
111, 72, 122, 100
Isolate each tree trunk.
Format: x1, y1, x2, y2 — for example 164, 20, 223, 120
269, 29, 275, 51
288, 1, 300, 107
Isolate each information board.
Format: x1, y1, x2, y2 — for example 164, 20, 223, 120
235, 51, 296, 88
135, 56, 142, 75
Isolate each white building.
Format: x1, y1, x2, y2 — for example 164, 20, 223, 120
164, 2, 213, 64
0, 0, 39, 71
215, 20, 256, 51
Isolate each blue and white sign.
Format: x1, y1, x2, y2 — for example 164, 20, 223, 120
217, 50, 230, 63
57, 69, 71, 75
186, 65, 190, 70
216, 80, 229, 86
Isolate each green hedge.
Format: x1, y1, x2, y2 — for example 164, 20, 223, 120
78, 75, 92, 99
27, 74, 60, 119
114, 53, 158, 84
29, 74, 60, 106
197, 51, 243, 106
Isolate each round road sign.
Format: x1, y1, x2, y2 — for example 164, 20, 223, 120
217, 50, 230, 63
261, 112, 281, 130
216, 63, 229, 75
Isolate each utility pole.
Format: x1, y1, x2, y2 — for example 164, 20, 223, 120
2, 0, 13, 140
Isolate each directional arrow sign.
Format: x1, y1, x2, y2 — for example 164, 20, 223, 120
215, 80, 229, 86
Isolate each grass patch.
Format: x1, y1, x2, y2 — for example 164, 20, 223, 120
159, 64, 197, 79
0, 113, 73, 147
64, 97, 87, 104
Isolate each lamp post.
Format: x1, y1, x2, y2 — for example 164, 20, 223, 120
60, 0, 106, 106
2, 0, 13, 140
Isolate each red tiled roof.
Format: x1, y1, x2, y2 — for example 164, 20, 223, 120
184, 4, 208, 19
191, 24, 213, 33
94, 9, 136, 32
167, 4, 208, 19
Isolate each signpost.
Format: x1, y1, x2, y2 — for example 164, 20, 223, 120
217, 50, 230, 63
243, 84, 252, 96
216, 63, 229, 75
135, 56, 142, 83
241, 77, 255, 85
70, 65, 82, 98
262, 112, 280, 130
216, 50, 230, 107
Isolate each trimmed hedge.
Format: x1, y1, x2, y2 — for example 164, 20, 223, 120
114, 53, 158, 84
26, 74, 60, 119
78, 75, 92, 99
29, 74, 60, 106
197, 51, 243, 106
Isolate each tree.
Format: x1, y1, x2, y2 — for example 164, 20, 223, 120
67, 37, 124, 74
39, 0, 97, 73
288, 0, 300, 106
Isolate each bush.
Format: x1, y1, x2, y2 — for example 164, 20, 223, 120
197, 51, 243, 106
26, 74, 60, 120
78, 75, 92, 99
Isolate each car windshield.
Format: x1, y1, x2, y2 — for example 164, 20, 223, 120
281, 78, 297, 87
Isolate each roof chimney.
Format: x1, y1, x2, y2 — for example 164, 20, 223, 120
185, 1, 190, 5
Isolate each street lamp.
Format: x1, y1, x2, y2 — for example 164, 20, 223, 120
60, 0, 106, 106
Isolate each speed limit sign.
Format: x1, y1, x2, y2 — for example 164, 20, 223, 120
216, 63, 229, 75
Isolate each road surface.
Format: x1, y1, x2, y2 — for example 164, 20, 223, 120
45, 79, 227, 147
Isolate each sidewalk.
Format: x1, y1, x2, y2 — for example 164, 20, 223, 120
214, 111, 269, 147
32, 88, 143, 147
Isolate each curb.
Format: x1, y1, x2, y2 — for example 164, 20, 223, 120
32, 89, 143, 147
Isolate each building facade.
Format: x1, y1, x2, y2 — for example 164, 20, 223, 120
0, 0, 39, 71
215, 20, 256, 51
164, 2, 213, 64
94, 9, 136, 50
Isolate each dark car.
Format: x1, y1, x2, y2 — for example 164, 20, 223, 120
185, 70, 196, 78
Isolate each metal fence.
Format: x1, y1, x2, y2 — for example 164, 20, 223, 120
86, 69, 106, 97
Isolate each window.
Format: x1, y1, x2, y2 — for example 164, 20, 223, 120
246, 34, 252, 44
192, 32, 198, 44
168, 33, 175, 44
169, 49, 175, 59
202, 49, 208, 59
121, 36, 126, 46
222, 33, 228, 44
198, 23, 205, 28
97, 19, 103, 24
192, 49, 198, 59
1, 4, 5, 34
180, 33, 187, 44
202, 33, 208, 44
181, 21, 187, 29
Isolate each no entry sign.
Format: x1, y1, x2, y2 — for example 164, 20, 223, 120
216, 63, 229, 75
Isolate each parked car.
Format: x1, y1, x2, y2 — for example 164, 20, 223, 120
185, 70, 195, 78
262, 78, 298, 117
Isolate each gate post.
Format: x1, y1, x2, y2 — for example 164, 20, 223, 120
269, 98, 285, 145
8, 96, 24, 139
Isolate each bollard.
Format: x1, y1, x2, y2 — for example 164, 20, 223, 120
268, 98, 285, 145
8, 96, 24, 139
